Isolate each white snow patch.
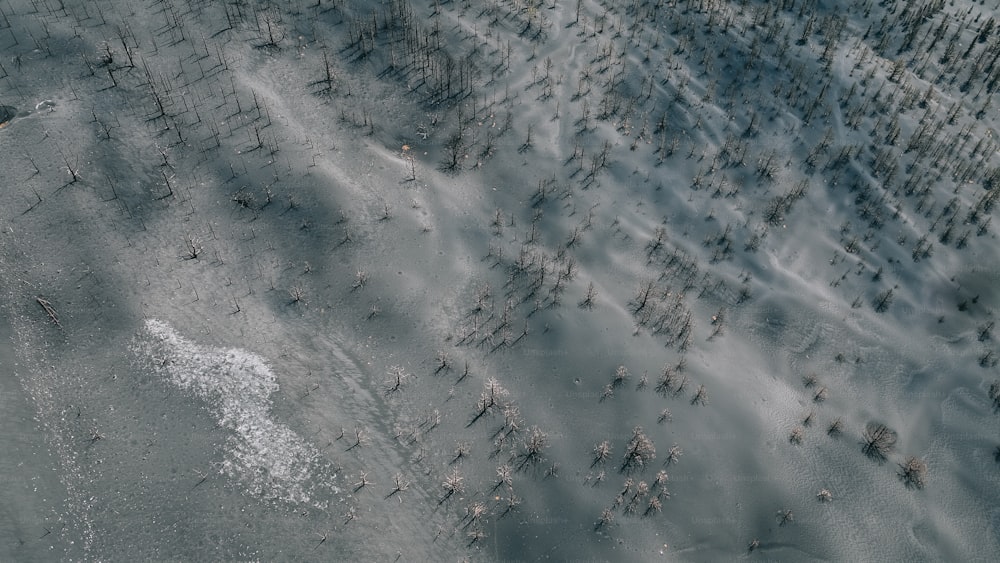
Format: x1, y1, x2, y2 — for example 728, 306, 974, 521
133, 319, 331, 505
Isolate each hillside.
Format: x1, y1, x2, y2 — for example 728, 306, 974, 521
2, 0, 1000, 560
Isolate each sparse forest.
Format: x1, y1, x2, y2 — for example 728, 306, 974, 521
0, 0, 999, 560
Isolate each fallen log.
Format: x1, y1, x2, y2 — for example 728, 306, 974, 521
35, 297, 61, 327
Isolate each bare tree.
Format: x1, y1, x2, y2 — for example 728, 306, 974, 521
352, 269, 368, 290
501, 493, 521, 517
655, 365, 679, 396
434, 351, 451, 374
580, 282, 598, 308
353, 471, 373, 492
315, 50, 337, 96
62, 154, 81, 184
494, 463, 513, 491
636, 372, 648, 391
623, 480, 649, 515
665, 444, 682, 466
898, 456, 928, 489
384, 365, 408, 395
467, 528, 487, 545
657, 409, 672, 424
184, 235, 202, 259
257, 9, 284, 48
521, 426, 548, 467
862, 422, 897, 463
596, 507, 614, 529
501, 403, 521, 435
978, 322, 994, 342
313, 531, 328, 550
645, 496, 662, 515
464, 501, 488, 528
813, 387, 829, 402
789, 427, 804, 445
600, 384, 614, 402
592, 440, 612, 466
472, 377, 509, 423
827, 417, 844, 436
440, 468, 464, 503
347, 426, 366, 450
404, 152, 417, 182
611, 365, 629, 388
386, 473, 409, 500
651, 470, 670, 503
452, 441, 471, 464
691, 384, 708, 405
873, 288, 895, 313
777, 509, 794, 526
441, 130, 465, 171
621, 426, 656, 472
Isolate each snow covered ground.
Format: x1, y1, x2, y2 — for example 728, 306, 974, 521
2, 0, 1000, 560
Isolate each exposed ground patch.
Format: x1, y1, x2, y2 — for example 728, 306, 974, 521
0, 106, 16, 128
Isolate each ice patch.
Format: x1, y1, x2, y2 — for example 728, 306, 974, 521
133, 319, 332, 505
